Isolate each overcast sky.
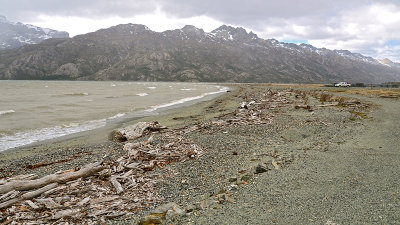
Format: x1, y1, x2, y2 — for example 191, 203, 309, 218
1, 0, 400, 62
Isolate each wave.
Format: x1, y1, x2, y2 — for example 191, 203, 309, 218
0, 111, 131, 152
136, 93, 149, 97
108, 113, 126, 120
53, 92, 89, 97
0, 110, 15, 116
67, 92, 89, 96
0, 119, 107, 152
0, 86, 229, 151
181, 88, 197, 91
146, 86, 229, 112
147, 86, 157, 90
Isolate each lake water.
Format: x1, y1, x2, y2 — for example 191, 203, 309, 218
0, 81, 227, 151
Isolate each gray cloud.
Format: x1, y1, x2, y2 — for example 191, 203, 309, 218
1, 0, 400, 61
1, 0, 158, 20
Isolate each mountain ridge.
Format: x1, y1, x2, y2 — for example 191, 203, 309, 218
0, 15, 69, 50
0, 23, 399, 83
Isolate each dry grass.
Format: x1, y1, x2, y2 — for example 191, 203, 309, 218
330, 88, 400, 97
350, 111, 370, 120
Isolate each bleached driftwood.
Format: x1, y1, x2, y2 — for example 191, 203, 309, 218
110, 176, 124, 194
295, 103, 338, 109
52, 209, 81, 220
25, 200, 39, 209
0, 161, 104, 195
7, 174, 38, 181
0, 183, 57, 209
110, 121, 166, 142
0, 190, 19, 202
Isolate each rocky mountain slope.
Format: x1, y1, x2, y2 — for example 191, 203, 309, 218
0, 23, 399, 83
0, 15, 69, 50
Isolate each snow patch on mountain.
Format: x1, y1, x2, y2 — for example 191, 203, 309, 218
0, 15, 69, 50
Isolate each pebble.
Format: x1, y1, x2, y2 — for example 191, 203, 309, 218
254, 163, 269, 174
241, 174, 252, 182
228, 177, 238, 182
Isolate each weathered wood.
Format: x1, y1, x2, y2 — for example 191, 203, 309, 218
8, 174, 38, 181
78, 197, 90, 206
0, 183, 57, 209
0, 162, 104, 194
110, 121, 166, 142
0, 190, 19, 202
52, 209, 81, 220
25, 200, 39, 209
315, 103, 339, 107
36, 198, 60, 209
90, 195, 119, 204
110, 177, 124, 194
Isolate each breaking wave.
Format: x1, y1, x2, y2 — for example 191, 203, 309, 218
146, 86, 229, 112
0, 110, 15, 116
0, 112, 127, 152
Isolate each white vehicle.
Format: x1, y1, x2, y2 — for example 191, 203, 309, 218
335, 82, 351, 87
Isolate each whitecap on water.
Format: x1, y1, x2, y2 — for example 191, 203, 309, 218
147, 87, 156, 89
108, 113, 126, 120
146, 86, 229, 112
0, 119, 107, 152
136, 93, 149, 97
0, 110, 15, 116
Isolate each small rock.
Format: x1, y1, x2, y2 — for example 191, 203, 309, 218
185, 204, 197, 213
254, 163, 269, 174
138, 217, 162, 225
228, 177, 238, 183
272, 161, 281, 170
199, 199, 217, 210
216, 193, 228, 204
139, 202, 183, 225
241, 174, 252, 182
166, 206, 184, 220
225, 184, 239, 193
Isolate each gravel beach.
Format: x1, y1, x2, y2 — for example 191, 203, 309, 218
1, 84, 399, 224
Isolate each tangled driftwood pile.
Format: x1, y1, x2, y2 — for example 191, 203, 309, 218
0, 122, 203, 224
184, 90, 292, 135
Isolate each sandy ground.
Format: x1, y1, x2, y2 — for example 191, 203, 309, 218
1, 84, 399, 224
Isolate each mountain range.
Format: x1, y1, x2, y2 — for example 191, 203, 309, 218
0, 15, 69, 50
0, 22, 399, 83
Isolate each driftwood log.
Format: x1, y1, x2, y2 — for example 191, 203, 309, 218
0, 183, 57, 209
0, 161, 104, 195
110, 121, 166, 142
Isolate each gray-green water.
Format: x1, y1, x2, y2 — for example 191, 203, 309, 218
0, 81, 226, 151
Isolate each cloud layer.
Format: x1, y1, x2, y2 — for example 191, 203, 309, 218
1, 0, 399, 61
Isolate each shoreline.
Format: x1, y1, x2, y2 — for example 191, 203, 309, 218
0, 85, 229, 155
0, 86, 231, 178
1, 84, 399, 224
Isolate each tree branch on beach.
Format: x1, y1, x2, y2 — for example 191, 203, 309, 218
0, 161, 104, 195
